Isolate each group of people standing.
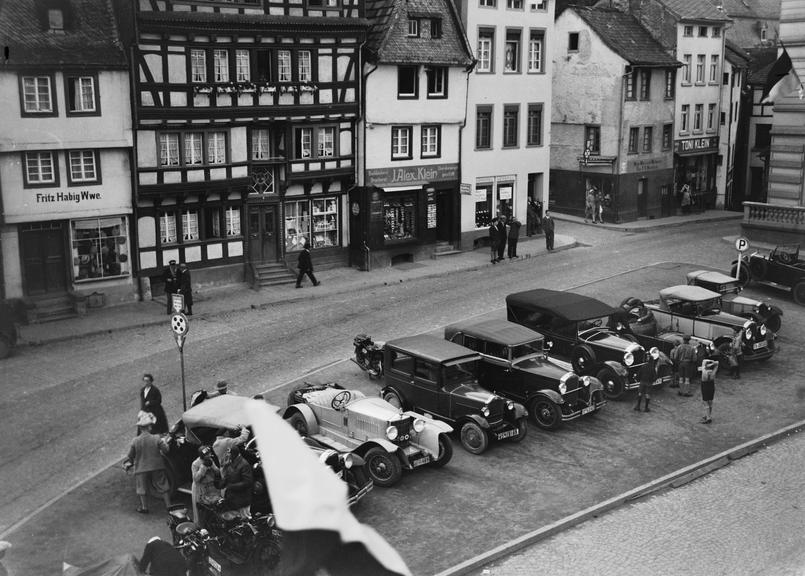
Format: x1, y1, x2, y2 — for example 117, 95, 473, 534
584, 186, 606, 224
162, 259, 193, 316
488, 200, 555, 263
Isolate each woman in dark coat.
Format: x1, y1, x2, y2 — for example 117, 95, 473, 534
140, 373, 169, 434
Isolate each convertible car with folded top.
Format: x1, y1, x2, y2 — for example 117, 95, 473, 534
731, 243, 805, 305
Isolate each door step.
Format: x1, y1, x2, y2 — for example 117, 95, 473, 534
26, 293, 77, 323
432, 242, 462, 258
252, 263, 296, 289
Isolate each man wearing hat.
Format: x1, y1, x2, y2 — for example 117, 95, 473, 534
123, 411, 171, 514
139, 536, 186, 576
162, 259, 180, 315
676, 335, 697, 397
191, 445, 220, 528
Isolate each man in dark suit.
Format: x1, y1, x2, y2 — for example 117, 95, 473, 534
295, 240, 320, 288
542, 211, 555, 251
139, 536, 186, 576
140, 373, 169, 434
162, 259, 180, 315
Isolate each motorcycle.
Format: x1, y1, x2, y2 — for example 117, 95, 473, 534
351, 333, 383, 378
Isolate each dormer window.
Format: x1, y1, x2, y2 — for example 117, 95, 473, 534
431, 18, 442, 39
48, 9, 64, 33
408, 18, 419, 37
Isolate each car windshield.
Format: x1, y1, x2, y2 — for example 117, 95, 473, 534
577, 315, 609, 335
442, 359, 478, 386
509, 341, 544, 362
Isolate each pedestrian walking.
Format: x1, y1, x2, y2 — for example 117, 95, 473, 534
680, 183, 692, 214
593, 188, 604, 223
123, 411, 172, 514
542, 211, 555, 251
162, 259, 180, 315
507, 217, 522, 259
139, 373, 169, 434
634, 347, 660, 412
489, 217, 499, 264
178, 263, 193, 315
676, 335, 697, 397
295, 239, 320, 288
495, 216, 507, 262
584, 188, 596, 223
191, 445, 221, 528
526, 200, 537, 236
138, 536, 187, 576
700, 357, 719, 423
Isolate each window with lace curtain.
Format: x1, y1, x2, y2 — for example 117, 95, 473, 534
236, 50, 250, 81
278, 50, 292, 82
191, 49, 207, 83
299, 51, 312, 82
160, 212, 177, 244
251, 128, 271, 160
214, 50, 229, 82
183, 210, 199, 241
225, 206, 241, 236
207, 132, 226, 164
185, 133, 203, 165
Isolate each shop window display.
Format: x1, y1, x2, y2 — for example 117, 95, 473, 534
384, 196, 416, 241
474, 186, 493, 228
311, 198, 339, 248
72, 217, 130, 280
285, 197, 339, 251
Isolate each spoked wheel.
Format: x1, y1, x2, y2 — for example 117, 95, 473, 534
529, 398, 562, 430
459, 421, 489, 455
363, 447, 402, 487
597, 367, 625, 400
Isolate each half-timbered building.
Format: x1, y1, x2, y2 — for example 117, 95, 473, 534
118, 0, 368, 291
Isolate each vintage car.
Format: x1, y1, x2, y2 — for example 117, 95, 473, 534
378, 334, 528, 455
731, 244, 805, 305
623, 285, 774, 364
164, 394, 373, 509
686, 270, 783, 333
505, 289, 665, 400
443, 318, 606, 430
284, 381, 453, 487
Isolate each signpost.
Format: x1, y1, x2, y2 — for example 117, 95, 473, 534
734, 236, 750, 281
171, 312, 190, 410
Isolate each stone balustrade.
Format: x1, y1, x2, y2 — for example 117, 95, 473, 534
743, 202, 805, 232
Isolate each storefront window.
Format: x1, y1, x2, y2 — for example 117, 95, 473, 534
384, 195, 417, 241
72, 217, 130, 281
285, 197, 340, 251
475, 186, 493, 228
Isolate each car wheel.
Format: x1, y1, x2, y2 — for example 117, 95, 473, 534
529, 397, 562, 430
793, 281, 805, 306
509, 418, 528, 443
0, 335, 11, 360
287, 412, 309, 436
459, 421, 489, 455
382, 389, 404, 409
765, 314, 782, 334
363, 447, 402, 488
597, 367, 625, 400
749, 257, 768, 280
730, 262, 751, 287
431, 433, 453, 468
571, 345, 596, 374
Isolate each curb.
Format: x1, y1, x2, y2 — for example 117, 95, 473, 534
433, 418, 805, 576
16, 240, 578, 348
553, 213, 742, 233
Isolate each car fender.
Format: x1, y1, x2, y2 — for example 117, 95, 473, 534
459, 413, 491, 430
528, 389, 564, 406
510, 401, 528, 421
603, 360, 628, 378
765, 305, 783, 318
353, 439, 400, 457
281, 404, 319, 436
585, 376, 605, 393
405, 416, 452, 458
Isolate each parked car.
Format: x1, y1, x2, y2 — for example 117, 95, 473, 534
731, 244, 805, 305
378, 334, 528, 455
284, 381, 453, 487
622, 285, 775, 364
505, 289, 663, 400
443, 318, 606, 430
0, 300, 19, 359
164, 394, 373, 508
686, 269, 783, 333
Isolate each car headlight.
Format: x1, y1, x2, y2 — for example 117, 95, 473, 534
386, 426, 399, 441
343, 453, 354, 469
559, 381, 567, 394
745, 328, 752, 340
413, 419, 426, 433
759, 324, 767, 337
623, 351, 634, 366
545, 340, 553, 349
506, 401, 514, 410
582, 376, 591, 387
481, 405, 490, 417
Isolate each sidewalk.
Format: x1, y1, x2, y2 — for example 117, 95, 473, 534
17, 232, 576, 347
16, 208, 745, 347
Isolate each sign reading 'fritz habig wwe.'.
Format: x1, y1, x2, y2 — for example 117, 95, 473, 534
35, 190, 103, 204
366, 163, 459, 188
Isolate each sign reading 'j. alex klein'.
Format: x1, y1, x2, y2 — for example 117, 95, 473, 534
366, 163, 459, 188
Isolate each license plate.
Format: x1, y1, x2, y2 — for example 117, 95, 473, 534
207, 556, 221, 576
753, 342, 766, 350
496, 428, 518, 440
412, 456, 430, 467
581, 405, 596, 415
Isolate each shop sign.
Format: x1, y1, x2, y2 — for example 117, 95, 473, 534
472, 188, 488, 201
5, 184, 130, 224
367, 163, 459, 188
498, 186, 513, 200
674, 136, 719, 156
627, 156, 672, 173
460, 183, 472, 195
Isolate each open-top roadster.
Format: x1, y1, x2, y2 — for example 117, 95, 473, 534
731, 243, 805, 305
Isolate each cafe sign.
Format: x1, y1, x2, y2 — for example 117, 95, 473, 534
674, 136, 719, 156
367, 163, 459, 188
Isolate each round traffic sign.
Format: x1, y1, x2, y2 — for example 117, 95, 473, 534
734, 236, 750, 252
171, 312, 189, 335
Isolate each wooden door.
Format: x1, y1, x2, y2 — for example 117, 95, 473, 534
248, 206, 276, 264
21, 224, 68, 295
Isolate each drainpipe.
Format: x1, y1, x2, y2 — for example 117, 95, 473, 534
616, 65, 630, 222
458, 59, 477, 249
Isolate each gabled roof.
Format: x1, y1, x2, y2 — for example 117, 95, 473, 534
572, 7, 681, 67
659, 0, 731, 21
0, 0, 127, 68
725, 38, 750, 67
747, 46, 779, 83
364, 0, 473, 66
710, 0, 781, 19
